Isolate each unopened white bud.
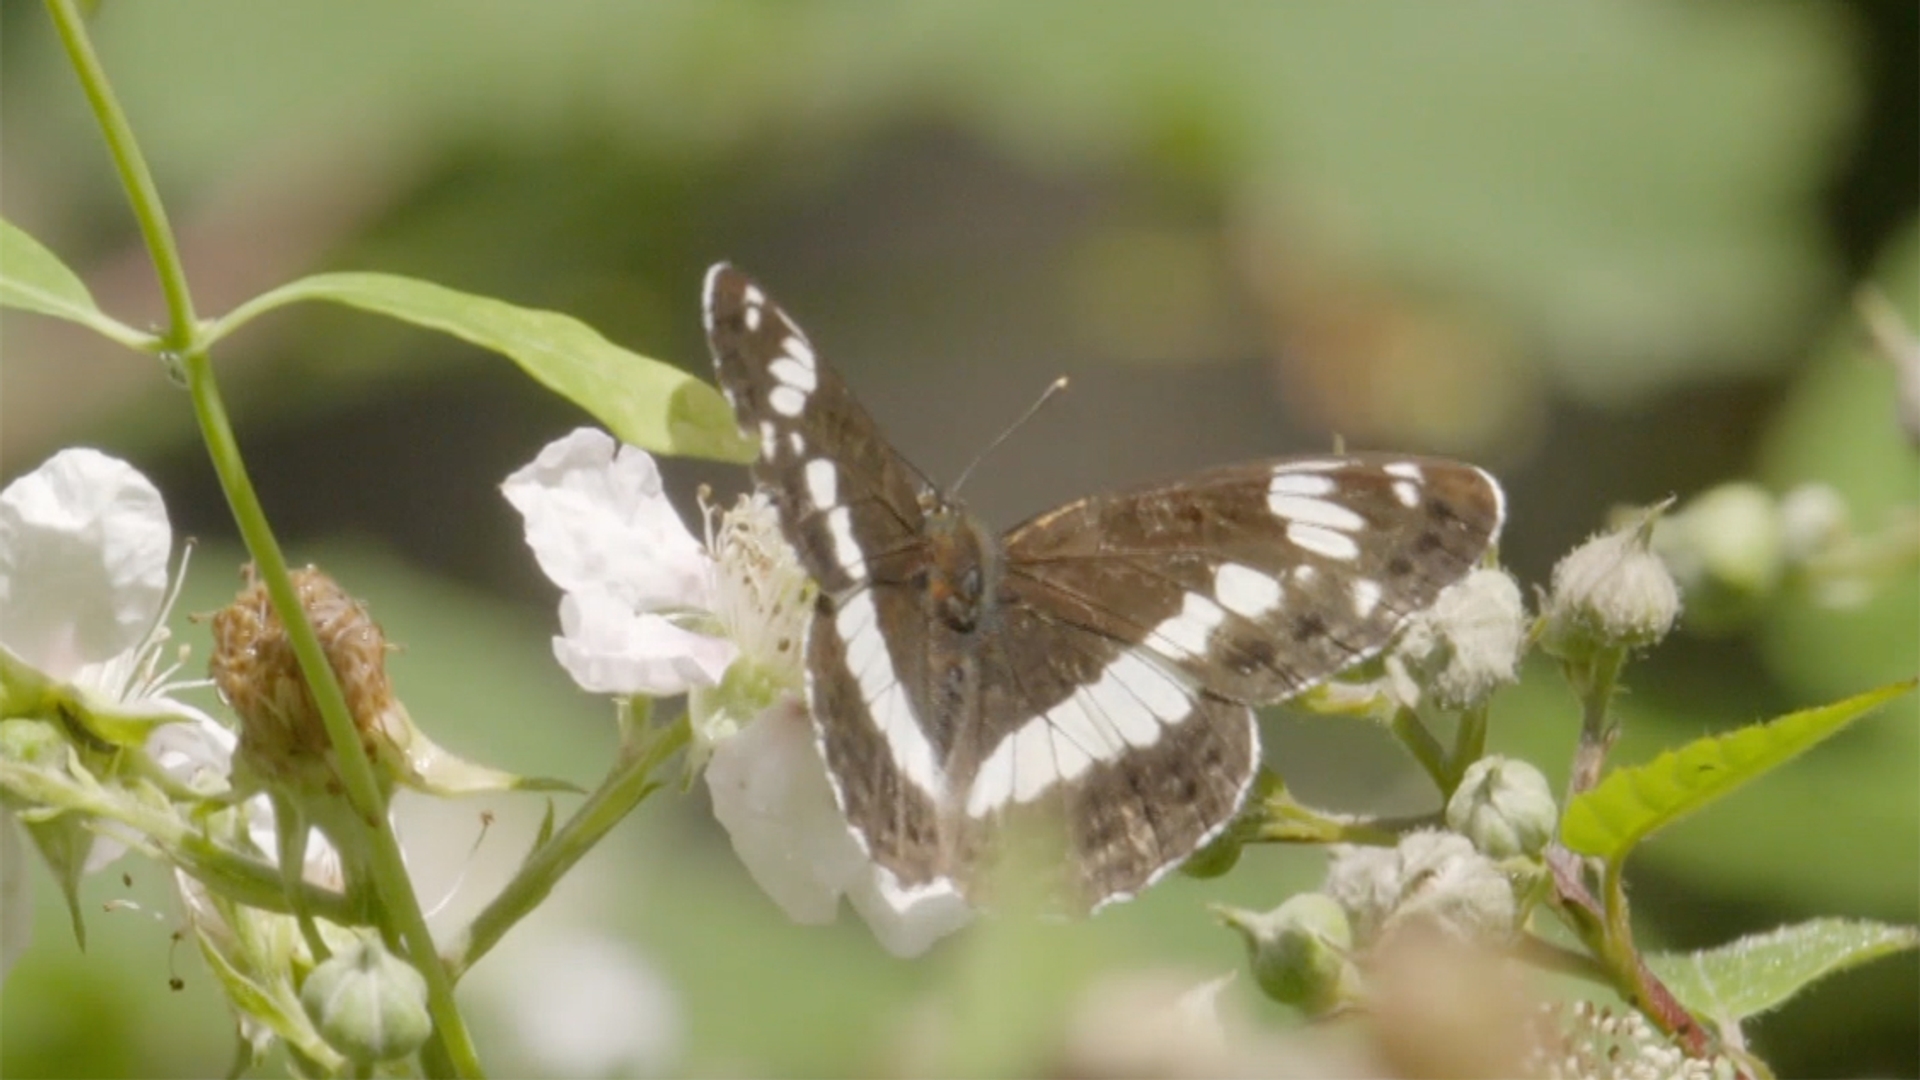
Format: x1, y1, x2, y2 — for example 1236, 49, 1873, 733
1393, 568, 1526, 710
1543, 514, 1680, 657
1326, 831, 1517, 947
1445, 756, 1557, 858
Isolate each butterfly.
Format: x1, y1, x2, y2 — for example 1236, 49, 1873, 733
703, 263, 1504, 912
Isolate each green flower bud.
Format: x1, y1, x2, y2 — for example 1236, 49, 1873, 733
1179, 826, 1244, 880
1214, 893, 1359, 1015
1651, 483, 1782, 632
1445, 756, 1557, 859
300, 933, 432, 1064
1777, 484, 1848, 564
1542, 512, 1680, 659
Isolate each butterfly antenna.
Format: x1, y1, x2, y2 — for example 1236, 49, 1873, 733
952, 376, 1069, 496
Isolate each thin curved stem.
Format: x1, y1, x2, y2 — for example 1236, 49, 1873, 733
47, 3, 480, 1072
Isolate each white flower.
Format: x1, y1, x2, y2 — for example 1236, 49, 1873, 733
0, 449, 223, 869
502, 429, 736, 696
703, 698, 973, 957
504, 430, 974, 956
0, 448, 214, 729
0, 449, 338, 992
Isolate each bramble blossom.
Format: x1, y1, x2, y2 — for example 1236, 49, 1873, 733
504, 429, 973, 956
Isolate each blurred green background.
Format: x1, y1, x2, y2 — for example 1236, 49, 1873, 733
2, 3, 1914, 1076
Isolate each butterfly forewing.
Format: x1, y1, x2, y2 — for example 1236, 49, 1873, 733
703, 263, 1508, 915
1000, 457, 1504, 705
704, 264, 927, 595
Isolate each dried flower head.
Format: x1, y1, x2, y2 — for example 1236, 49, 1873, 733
210, 565, 393, 786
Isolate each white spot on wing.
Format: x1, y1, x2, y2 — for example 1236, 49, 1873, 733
1268, 494, 1367, 532
785, 335, 816, 370
835, 592, 943, 798
1214, 562, 1283, 618
1385, 462, 1425, 482
1105, 651, 1191, 725
758, 421, 778, 460
787, 432, 805, 456
804, 458, 837, 509
769, 356, 817, 392
743, 284, 765, 307
824, 506, 867, 579
967, 740, 1014, 817
769, 385, 807, 417
1011, 722, 1057, 803
1393, 480, 1421, 508
744, 304, 762, 332
1151, 592, 1228, 657
1268, 472, 1337, 498
1351, 578, 1383, 618
1288, 522, 1360, 561
1047, 723, 1095, 783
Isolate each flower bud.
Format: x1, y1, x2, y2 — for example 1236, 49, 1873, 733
1180, 824, 1245, 880
300, 933, 432, 1064
1215, 893, 1359, 1015
1650, 483, 1782, 632
1325, 830, 1517, 947
1777, 483, 1848, 564
1445, 756, 1557, 858
1542, 513, 1680, 659
1392, 568, 1526, 711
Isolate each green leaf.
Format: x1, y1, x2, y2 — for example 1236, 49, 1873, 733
1560, 679, 1916, 864
1647, 918, 1920, 1024
0, 218, 145, 347
204, 272, 754, 462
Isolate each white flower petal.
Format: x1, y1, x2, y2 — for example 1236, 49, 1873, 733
846, 868, 974, 959
502, 429, 711, 612
554, 592, 736, 696
0, 449, 170, 677
1, 810, 32, 985
705, 699, 975, 955
704, 699, 867, 925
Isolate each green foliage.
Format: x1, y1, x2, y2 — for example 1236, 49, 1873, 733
204, 273, 752, 464
1647, 918, 1920, 1029
1560, 680, 1916, 868
0, 219, 141, 346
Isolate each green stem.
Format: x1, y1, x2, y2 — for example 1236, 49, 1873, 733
44, 0, 196, 349
1388, 706, 1450, 792
444, 710, 687, 981
1246, 784, 1438, 846
1565, 646, 1625, 801
1447, 702, 1490, 791
48, 4, 479, 1073
0, 753, 358, 924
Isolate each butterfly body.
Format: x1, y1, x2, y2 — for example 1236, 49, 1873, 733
704, 263, 1505, 911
